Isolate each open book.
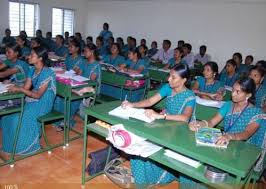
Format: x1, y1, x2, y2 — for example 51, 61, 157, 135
195, 127, 228, 148
108, 106, 155, 123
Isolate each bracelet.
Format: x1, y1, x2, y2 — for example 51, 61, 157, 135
164, 113, 167, 120
202, 120, 209, 127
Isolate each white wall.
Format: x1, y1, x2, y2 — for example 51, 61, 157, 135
86, 0, 266, 68
0, 0, 88, 38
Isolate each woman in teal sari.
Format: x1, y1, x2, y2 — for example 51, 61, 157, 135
102, 43, 125, 67
1, 47, 56, 155
249, 65, 266, 112
192, 61, 224, 100
122, 64, 196, 188
190, 77, 266, 185
64, 38, 83, 71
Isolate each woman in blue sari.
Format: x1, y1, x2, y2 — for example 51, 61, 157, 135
0, 43, 29, 86
219, 59, 239, 87
164, 47, 186, 69
96, 36, 107, 57
1, 47, 56, 155
249, 65, 266, 112
16, 35, 30, 59
138, 44, 150, 68
54, 35, 68, 57
122, 64, 196, 188
192, 61, 224, 100
64, 38, 83, 71
102, 43, 125, 67
121, 48, 147, 75
190, 77, 266, 186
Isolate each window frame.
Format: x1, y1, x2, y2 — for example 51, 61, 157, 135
52, 7, 75, 37
9, 0, 40, 37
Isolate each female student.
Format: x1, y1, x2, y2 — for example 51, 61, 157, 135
122, 64, 196, 187
164, 47, 186, 69
1, 46, 56, 155
54, 44, 101, 129
16, 35, 31, 59
96, 36, 107, 57
249, 65, 266, 112
54, 35, 68, 57
30, 38, 41, 49
192, 61, 224, 100
0, 43, 29, 86
64, 38, 83, 71
102, 43, 125, 67
121, 48, 147, 75
190, 76, 265, 153
219, 59, 239, 87
147, 41, 158, 58
189, 77, 265, 188
138, 44, 150, 67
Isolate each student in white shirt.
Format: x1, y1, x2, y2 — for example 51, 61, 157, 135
182, 43, 194, 68
194, 45, 211, 65
152, 39, 174, 64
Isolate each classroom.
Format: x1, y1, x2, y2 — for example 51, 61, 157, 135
0, 0, 266, 188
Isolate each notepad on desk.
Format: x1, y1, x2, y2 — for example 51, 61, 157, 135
108, 106, 155, 123
164, 149, 201, 168
195, 127, 228, 148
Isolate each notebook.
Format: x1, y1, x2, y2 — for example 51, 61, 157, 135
196, 96, 225, 108
195, 127, 228, 148
108, 106, 155, 123
164, 149, 201, 168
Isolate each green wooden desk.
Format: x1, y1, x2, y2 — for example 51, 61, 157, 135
81, 101, 262, 189
0, 92, 24, 167
101, 70, 149, 102
56, 80, 97, 146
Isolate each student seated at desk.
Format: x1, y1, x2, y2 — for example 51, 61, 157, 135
152, 39, 174, 64
64, 38, 83, 71
44, 32, 56, 52
16, 35, 31, 59
0, 44, 29, 109
30, 37, 41, 49
192, 61, 224, 101
190, 77, 266, 160
54, 35, 68, 57
147, 41, 158, 58
0, 43, 29, 86
194, 45, 211, 65
122, 64, 196, 187
75, 32, 86, 52
182, 43, 194, 68
1, 28, 15, 52
249, 65, 266, 112
54, 44, 101, 129
96, 36, 107, 57
219, 59, 239, 87
120, 48, 147, 75
138, 44, 150, 67
102, 43, 125, 67
164, 47, 186, 70
1, 47, 56, 155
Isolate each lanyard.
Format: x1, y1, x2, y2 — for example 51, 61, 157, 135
225, 103, 249, 133
256, 83, 262, 93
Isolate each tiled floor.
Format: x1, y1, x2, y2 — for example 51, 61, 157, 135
0, 117, 178, 189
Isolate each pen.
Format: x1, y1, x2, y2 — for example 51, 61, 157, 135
124, 94, 127, 101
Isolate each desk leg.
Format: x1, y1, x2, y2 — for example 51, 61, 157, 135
81, 114, 88, 186
66, 98, 71, 146
10, 97, 24, 164
63, 97, 68, 146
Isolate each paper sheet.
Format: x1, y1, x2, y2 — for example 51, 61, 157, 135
196, 96, 225, 108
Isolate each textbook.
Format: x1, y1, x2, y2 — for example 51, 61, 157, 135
108, 106, 155, 123
195, 127, 228, 148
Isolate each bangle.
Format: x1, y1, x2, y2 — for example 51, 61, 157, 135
202, 120, 209, 127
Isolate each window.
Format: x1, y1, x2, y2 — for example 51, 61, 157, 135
9, 1, 39, 37
52, 8, 74, 37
